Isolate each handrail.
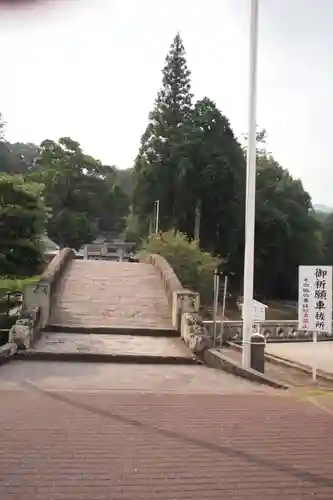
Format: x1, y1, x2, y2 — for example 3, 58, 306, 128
202, 318, 333, 346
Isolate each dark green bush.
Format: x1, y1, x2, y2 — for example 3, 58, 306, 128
141, 230, 220, 304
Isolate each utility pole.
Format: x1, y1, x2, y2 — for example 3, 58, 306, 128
155, 200, 160, 233
194, 199, 201, 243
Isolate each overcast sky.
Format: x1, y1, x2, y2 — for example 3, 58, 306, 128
0, 0, 332, 205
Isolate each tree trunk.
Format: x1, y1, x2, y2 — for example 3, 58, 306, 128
194, 199, 201, 243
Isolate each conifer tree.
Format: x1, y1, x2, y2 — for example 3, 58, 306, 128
133, 33, 193, 232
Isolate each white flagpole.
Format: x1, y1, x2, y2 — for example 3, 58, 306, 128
242, 0, 259, 367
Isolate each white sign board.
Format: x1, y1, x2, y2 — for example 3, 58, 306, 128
241, 300, 268, 322
298, 266, 332, 333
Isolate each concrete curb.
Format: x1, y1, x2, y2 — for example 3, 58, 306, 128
227, 341, 333, 385
44, 325, 178, 337
264, 351, 333, 383
203, 348, 289, 390
15, 350, 199, 365
230, 337, 333, 344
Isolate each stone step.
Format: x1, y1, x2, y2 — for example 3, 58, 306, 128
49, 260, 173, 330
16, 351, 198, 365
18, 332, 197, 365
44, 325, 178, 337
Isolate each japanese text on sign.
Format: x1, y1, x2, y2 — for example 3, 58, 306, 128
298, 266, 332, 333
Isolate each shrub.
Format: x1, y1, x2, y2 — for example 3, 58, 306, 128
141, 231, 220, 304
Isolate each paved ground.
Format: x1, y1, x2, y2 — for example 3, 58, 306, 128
219, 346, 333, 389
0, 361, 272, 393
49, 260, 173, 330
266, 341, 333, 374
1, 362, 333, 499
31, 333, 192, 359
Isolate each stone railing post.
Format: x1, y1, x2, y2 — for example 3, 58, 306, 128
145, 253, 201, 335
101, 243, 107, 257
23, 282, 50, 329
172, 292, 183, 331
172, 291, 200, 332
37, 283, 51, 328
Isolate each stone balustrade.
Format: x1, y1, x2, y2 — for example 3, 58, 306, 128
146, 253, 200, 331
203, 320, 333, 343
180, 312, 213, 354
145, 253, 214, 355
82, 241, 136, 261
8, 306, 42, 350
23, 248, 76, 329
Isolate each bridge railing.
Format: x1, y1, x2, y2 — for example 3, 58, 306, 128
145, 253, 215, 354
23, 248, 76, 329
145, 253, 201, 330
202, 319, 333, 346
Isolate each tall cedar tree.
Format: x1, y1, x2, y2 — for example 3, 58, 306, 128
177, 97, 246, 264
133, 33, 193, 232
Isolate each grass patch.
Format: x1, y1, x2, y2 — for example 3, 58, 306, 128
0, 276, 40, 299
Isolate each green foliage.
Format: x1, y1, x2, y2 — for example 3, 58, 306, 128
123, 214, 145, 246
132, 35, 246, 272
30, 137, 129, 249
115, 168, 133, 197
314, 210, 330, 224
131, 33, 324, 301
98, 184, 130, 235
321, 213, 333, 264
141, 231, 220, 304
0, 113, 39, 175
0, 275, 39, 294
178, 97, 246, 259
253, 152, 322, 298
0, 174, 46, 278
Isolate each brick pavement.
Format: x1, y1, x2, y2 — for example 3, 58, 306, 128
1, 385, 333, 499
0, 360, 273, 393
49, 260, 173, 330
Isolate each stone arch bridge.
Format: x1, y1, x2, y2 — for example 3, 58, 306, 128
16, 249, 205, 362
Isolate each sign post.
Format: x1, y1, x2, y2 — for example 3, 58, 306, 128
155, 200, 160, 233
219, 275, 228, 348
298, 266, 332, 382
241, 299, 267, 329
213, 270, 220, 345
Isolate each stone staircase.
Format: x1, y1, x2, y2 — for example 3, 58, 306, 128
27, 257, 197, 364
48, 259, 175, 334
